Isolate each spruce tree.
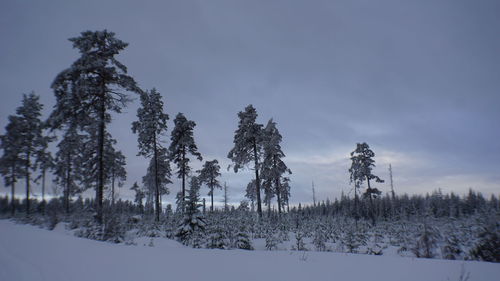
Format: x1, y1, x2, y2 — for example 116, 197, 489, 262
132, 88, 170, 221
228, 105, 264, 218
130, 182, 145, 213
0, 115, 23, 215
198, 159, 222, 212
50, 30, 141, 223
168, 113, 202, 211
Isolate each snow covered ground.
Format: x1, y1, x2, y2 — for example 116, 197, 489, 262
1, 219, 499, 281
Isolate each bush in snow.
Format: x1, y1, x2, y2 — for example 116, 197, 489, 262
412, 223, 441, 258
469, 226, 500, 262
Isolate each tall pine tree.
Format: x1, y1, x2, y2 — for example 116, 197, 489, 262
15, 93, 46, 215
132, 88, 170, 221
0, 115, 23, 215
198, 159, 222, 212
228, 105, 264, 217
349, 142, 384, 225
50, 30, 141, 223
261, 119, 291, 214
168, 113, 202, 211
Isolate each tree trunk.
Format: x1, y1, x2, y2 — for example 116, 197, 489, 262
153, 132, 160, 222
252, 139, 262, 218
181, 147, 186, 212
41, 168, 46, 215
96, 79, 106, 224
111, 168, 115, 206
273, 156, 282, 215
11, 164, 16, 215
366, 177, 376, 226
65, 152, 71, 214
210, 179, 214, 212
354, 183, 359, 230
25, 151, 30, 216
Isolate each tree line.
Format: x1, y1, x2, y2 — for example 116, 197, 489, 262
0, 30, 293, 222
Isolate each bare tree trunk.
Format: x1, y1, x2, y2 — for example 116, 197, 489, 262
181, 147, 186, 213
366, 177, 376, 226
65, 154, 71, 214
111, 169, 115, 206
252, 139, 262, 218
41, 168, 46, 215
210, 179, 214, 212
153, 132, 160, 222
25, 151, 30, 216
96, 85, 106, 224
11, 165, 16, 215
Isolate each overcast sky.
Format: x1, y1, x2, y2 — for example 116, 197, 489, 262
1, 0, 499, 206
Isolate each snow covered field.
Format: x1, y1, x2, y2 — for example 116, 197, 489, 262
1, 220, 499, 281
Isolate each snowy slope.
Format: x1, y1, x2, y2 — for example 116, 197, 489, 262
0, 220, 499, 281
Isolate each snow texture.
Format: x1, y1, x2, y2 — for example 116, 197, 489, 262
1, 219, 499, 281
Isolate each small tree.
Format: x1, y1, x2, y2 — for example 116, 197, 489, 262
228, 105, 264, 218
175, 176, 206, 247
198, 159, 222, 212
349, 142, 384, 225
168, 113, 202, 211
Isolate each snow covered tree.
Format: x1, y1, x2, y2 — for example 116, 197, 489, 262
198, 159, 222, 212
14, 93, 46, 215
50, 30, 141, 223
53, 125, 85, 214
349, 142, 384, 225
245, 179, 257, 212
228, 105, 264, 218
412, 223, 441, 258
0, 115, 23, 215
261, 119, 291, 214
175, 176, 206, 247
132, 88, 169, 221
168, 113, 202, 211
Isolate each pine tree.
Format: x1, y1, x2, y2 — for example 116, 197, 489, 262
349, 142, 384, 225
50, 30, 141, 223
260, 119, 291, 215
168, 113, 202, 211
15, 93, 46, 216
34, 129, 55, 214
228, 105, 264, 218
132, 88, 170, 221
53, 125, 85, 214
142, 147, 171, 218
0, 115, 23, 215
198, 159, 222, 212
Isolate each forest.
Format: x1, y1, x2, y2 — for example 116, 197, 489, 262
1, 30, 499, 263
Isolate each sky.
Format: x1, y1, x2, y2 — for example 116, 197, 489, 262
0, 0, 499, 206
